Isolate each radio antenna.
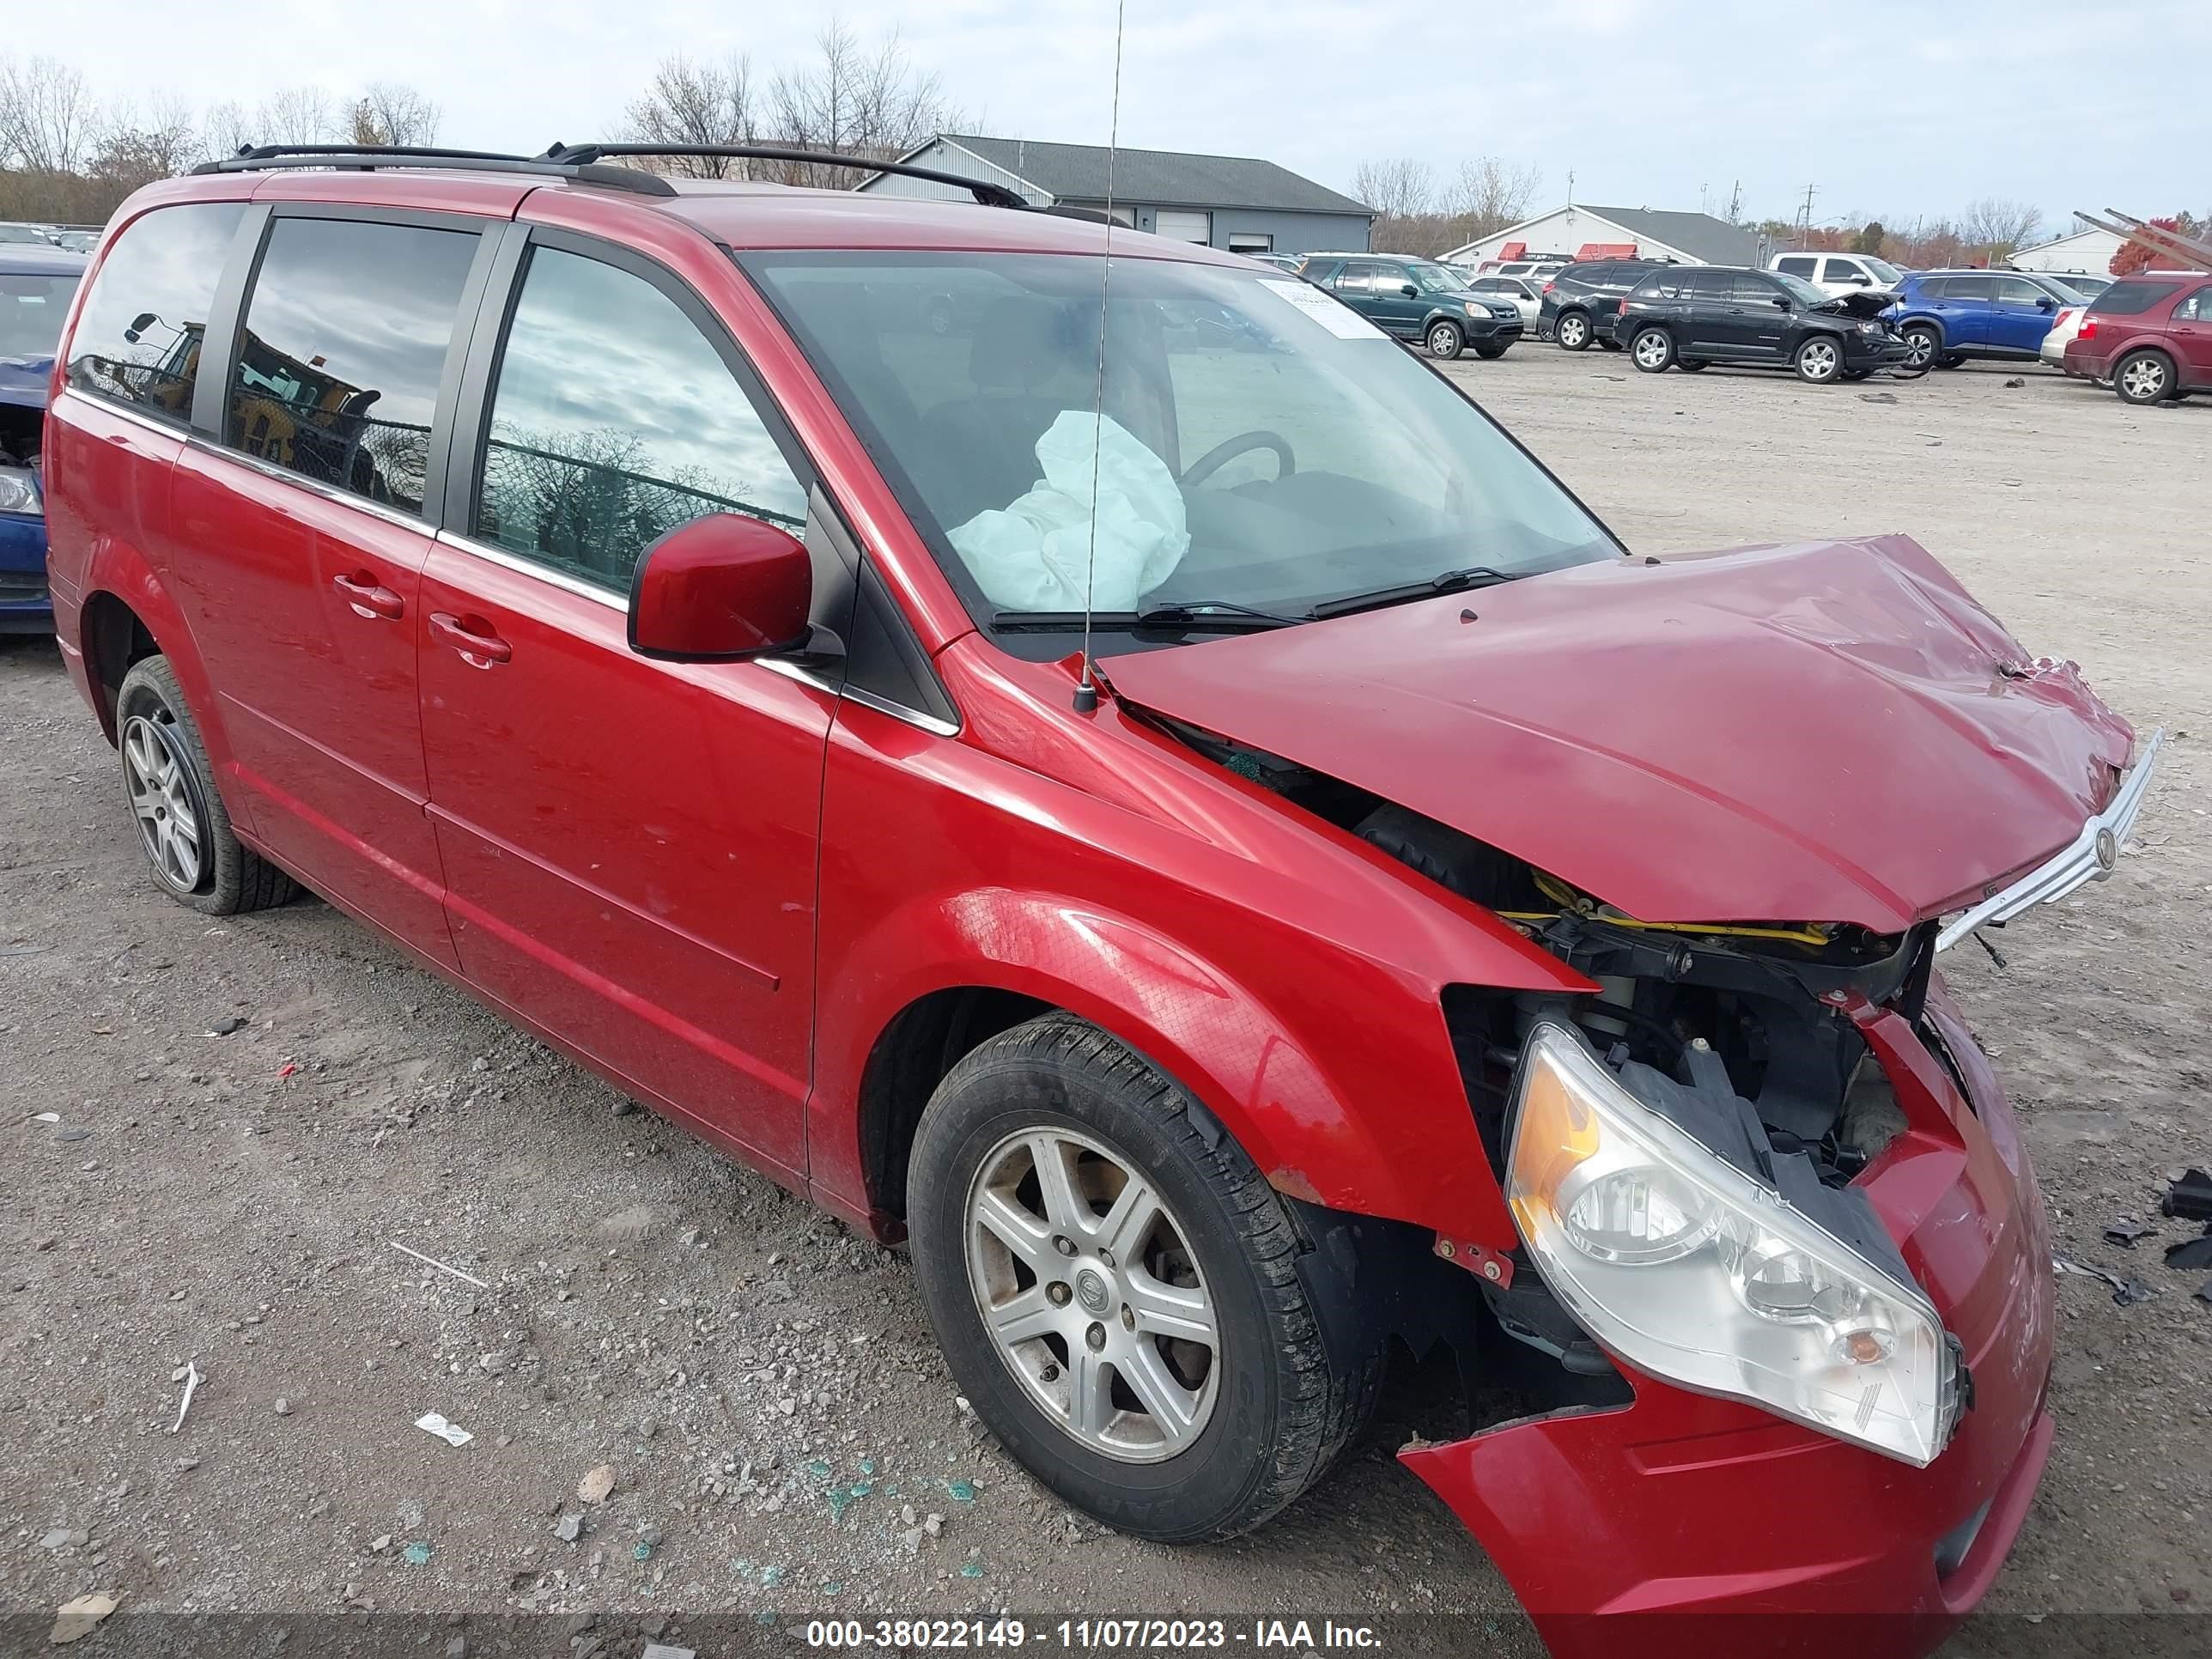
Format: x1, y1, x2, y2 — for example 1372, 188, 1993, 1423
1072, 0, 1127, 716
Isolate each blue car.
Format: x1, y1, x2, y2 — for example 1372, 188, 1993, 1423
2, 245, 88, 633
1885, 268, 2088, 371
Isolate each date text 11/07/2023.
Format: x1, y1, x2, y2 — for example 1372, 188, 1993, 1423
802, 1619, 1384, 1650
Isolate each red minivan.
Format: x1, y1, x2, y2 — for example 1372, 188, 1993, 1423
43, 145, 2160, 1657
2062, 271, 2212, 403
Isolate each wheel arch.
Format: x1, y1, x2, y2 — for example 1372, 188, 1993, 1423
79, 589, 166, 745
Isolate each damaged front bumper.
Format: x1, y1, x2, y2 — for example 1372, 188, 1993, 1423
1402, 988, 2054, 1659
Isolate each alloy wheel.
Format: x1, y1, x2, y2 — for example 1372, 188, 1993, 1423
1800, 339, 1840, 381
122, 712, 206, 894
1632, 331, 1670, 370
1903, 328, 1936, 368
2120, 356, 2167, 401
964, 1126, 1219, 1464
1557, 314, 1588, 349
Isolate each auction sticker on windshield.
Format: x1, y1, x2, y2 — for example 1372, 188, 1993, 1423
1257, 277, 1390, 340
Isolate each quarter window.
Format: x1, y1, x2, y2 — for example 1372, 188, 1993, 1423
228, 216, 478, 514
473, 246, 807, 592
64, 202, 246, 422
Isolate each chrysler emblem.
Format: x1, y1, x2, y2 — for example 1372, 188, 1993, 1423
1075, 1268, 1111, 1314
2094, 826, 2118, 876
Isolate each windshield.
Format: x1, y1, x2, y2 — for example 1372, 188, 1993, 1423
1, 271, 80, 359
1774, 272, 1829, 307
742, 252, 1618, 635
1406, 262, 1468, 293
1863, 258, 1904, 285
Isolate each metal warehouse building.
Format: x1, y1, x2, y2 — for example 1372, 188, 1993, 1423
1445, 204, 1764, 268
858, 134, 1373, 257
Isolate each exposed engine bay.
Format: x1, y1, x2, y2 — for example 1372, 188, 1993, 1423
1155, 714, 1961, 1386
0, 403, 41, 471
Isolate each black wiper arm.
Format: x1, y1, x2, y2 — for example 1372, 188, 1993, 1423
1133, 599, 1304, 629
1308, 565, 1522, 621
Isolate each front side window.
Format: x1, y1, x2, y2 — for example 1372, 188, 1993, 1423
1, 270, 81, 359
2176, 288, 2212, 322
228, 216, 478, 514
474, 246, 807, 592
1406, 262, 1468, 294
1994, 277, 2047, 306
742, 251, 1618, 635
64, 202, 245, 421
1948, 276, 1996, 301
1820, 258, 1869, 286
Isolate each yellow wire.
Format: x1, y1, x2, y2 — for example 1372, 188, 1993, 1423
1502, 874, 1834, 950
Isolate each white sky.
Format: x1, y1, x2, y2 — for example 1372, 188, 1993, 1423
11, 0, 2207, 233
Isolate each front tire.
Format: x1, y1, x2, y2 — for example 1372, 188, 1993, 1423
116, 657, 297, 915
1795, 334, 1844, 384
908, 1015, 1382, 1542
1630, 326, 1674, 373
1473, 341, 1509, 360
1901, 322, 1942, 370
1553, 310, 1592, 350
2114, 348, 2176, 405
1425, 320, 1464, 360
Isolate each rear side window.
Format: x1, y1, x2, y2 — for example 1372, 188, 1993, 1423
228, 217, 479, 514
64, 202, 245, 422
2093, 280, 2180, 316
1776, 256, 1817, 278
473, 246, 808, 592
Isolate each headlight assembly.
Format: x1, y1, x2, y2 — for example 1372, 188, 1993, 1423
1507, 1023, 1960, 1466
0, 465, 40, 517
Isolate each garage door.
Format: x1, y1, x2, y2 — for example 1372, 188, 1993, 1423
1154, 210, 1212, 244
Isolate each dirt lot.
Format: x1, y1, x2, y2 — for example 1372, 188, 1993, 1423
3, 349, 2209, 1652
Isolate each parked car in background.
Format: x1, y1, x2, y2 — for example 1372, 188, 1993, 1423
1770, 251, 1905, 297
1617, 266, 1911, 383
46, 149, 2145, 1659
2039, 305, 2088, 369
0, 222, 56, 246
1462, 273, 1540, 328
1244, 251, 1304, 274
52, 231, 99, 254
1886, 270, 2081, 369
1298, 253, 1522, 358
1542, 259, 1664, 350
2063, 274, 2212, 404
0, 243, 88, 631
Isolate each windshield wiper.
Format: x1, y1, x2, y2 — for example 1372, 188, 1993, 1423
991, 602, 1302, 634
1308, 565, 1522, 621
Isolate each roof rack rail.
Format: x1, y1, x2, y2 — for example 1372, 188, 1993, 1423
191, 143, 678, 198
540, 143, 1030, 209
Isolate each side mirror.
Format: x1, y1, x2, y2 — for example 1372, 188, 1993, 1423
628, 512, 811, 663
1401, 283, 1419, 297
1774, 296, 1792, 310
2037, 296, 2054, 311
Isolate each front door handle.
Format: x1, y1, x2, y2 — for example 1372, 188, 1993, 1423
331, 571, 404, 621
428, 611, 512, 667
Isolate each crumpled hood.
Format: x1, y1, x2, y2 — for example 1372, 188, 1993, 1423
1101, 536, 2136, 933
0, 353, 56, 410
1820, 289, 1898, 320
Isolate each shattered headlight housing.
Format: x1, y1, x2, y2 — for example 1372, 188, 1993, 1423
1507, 1024, 1958, 1466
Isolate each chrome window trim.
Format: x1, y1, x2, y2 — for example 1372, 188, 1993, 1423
757, 658, 958, 738
185, 432, 429, 534
432, 528, 627, 611
1936, 727, 2164, 952
56, 388, 191, 444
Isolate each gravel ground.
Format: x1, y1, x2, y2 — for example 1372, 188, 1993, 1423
3, 347, 2208, 1652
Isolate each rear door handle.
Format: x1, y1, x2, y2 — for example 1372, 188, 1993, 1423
331, 571, 404, 621
428, 611, 512, 667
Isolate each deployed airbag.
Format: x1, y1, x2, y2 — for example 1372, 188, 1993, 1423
948, 410, 1189, 611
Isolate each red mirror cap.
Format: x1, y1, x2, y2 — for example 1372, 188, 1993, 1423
628, 513, 812, 662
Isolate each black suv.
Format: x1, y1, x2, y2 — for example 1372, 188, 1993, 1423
1540, 260, 1666, 349
1296, 253, 1523, 359
1613, 266, 1911, 384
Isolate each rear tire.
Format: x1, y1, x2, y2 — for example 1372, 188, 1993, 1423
1553, 310, 1591, 350
116, 657, 297, 915
1629, 326, 1675, 373
2114, 348, 2177, 405
1425, 320, 1464, 360
907, 1013, 1383, 1542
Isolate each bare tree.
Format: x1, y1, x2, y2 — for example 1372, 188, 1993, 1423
1447, 157, 1540, 241
200, 99, 253, 161
350, 82, 441, 148
257, 87, 337, 148
90, 92, 202, 186
624, 52, 759, 177
762, 22, 960, 184
0, 54, 99, 173
1352, 158, 1435, 222
1960, 197, 2045, 260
